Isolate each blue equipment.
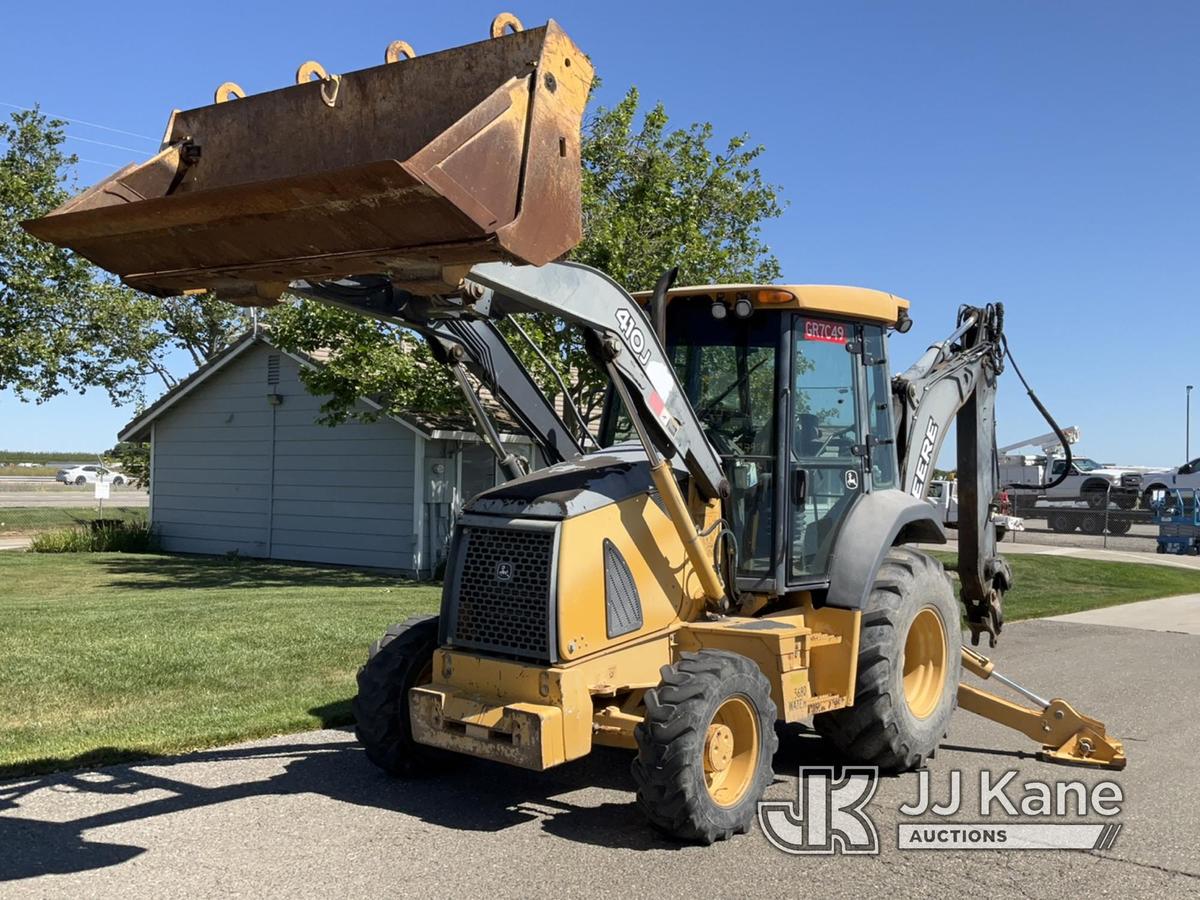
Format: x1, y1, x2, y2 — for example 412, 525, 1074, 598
1151, 488, 1200, 555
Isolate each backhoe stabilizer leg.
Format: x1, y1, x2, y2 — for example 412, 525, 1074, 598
957, 647, 1127, 770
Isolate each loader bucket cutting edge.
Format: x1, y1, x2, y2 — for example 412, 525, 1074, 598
21, 19, 593, 303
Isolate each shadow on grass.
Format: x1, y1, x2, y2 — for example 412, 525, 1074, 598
97, 553, 433, 592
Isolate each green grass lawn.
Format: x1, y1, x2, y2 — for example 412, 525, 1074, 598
0, 553, 439, 777
0, 506, 148, 533
0, 550, 1195, 779
930, 552, 1200, 619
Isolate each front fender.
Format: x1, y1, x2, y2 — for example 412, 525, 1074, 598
825, 489, 946, 610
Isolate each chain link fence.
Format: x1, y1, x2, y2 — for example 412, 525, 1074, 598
1007, 482, 1184, 555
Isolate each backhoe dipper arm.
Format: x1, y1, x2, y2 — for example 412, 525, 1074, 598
894, 304, 1011, 646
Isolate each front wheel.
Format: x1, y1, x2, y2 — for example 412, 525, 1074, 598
813, 547, 960, 771
353, 615, 454, 776
632, 651, 778, 844
1083, 489, 1108, 510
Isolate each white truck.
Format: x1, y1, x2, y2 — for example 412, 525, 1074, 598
999, 453, 1141, 509
927, 479, 1024, 539
1140, 456, 1200, 506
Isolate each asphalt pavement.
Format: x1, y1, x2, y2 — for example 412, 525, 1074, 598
1, 616, 1197, 898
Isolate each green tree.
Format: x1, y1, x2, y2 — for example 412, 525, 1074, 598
1, 109, 249, 403
573, 86, 782, 289
273, 86, 784, 432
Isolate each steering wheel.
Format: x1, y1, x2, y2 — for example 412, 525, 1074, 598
809, 423, 856, 458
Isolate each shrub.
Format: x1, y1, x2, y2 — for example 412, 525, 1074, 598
30, 521, 158, 553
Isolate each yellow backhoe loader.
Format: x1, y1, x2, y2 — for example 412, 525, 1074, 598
24, 13, 1125, 844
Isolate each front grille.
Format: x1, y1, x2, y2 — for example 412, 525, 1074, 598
450, 523, 555, 660
1121, 474, 1140, 488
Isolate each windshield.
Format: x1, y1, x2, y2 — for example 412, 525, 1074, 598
1074, 458, 1100, 472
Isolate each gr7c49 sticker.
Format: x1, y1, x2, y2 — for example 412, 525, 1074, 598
803, 318, 848, 344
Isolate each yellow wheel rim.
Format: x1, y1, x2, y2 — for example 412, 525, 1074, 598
703, 696, 759, 807
903, 607, 948, 719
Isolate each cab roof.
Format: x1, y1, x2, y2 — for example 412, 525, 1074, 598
629, 283, 910, 325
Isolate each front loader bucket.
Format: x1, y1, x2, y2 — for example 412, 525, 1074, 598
22, 16, 592, 303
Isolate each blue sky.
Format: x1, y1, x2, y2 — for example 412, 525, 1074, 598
1, 1, 1197, 466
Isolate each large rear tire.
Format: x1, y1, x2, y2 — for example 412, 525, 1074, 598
813, 547, 960, 772
353, 615, 453, 776
632, 651, 778, 844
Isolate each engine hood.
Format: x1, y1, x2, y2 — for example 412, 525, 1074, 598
464, 443, 687, 520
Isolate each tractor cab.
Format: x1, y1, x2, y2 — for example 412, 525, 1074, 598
602, 284, 910, 596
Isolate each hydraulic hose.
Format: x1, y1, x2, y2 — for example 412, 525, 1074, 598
1000, 334, 1073, 491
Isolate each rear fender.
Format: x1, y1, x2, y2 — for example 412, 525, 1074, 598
825, 490, 946, 610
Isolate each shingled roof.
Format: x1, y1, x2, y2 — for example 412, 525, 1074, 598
118, 332, 525, 444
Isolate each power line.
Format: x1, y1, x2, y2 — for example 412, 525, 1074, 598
77, 158, 124, 170
0, 101, 157, 143
64, 133, 148, 154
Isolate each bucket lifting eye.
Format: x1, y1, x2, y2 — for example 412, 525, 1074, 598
296, 60, 342, 108
214, 82, 245, 104
490, 12, 524, 38
385, 40, 416, 63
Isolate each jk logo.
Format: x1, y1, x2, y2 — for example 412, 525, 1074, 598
758, 767, 880, 854
494, 562, 513, 582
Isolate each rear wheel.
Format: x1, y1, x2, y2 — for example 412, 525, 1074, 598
74, 476, 86, 485
1107, 518, 1132, 536
814, 548, 960, 771
1078, 512, 1105, 535
1049, 511, 1076, 532
632, 651, 777, 844
353, 615, 453, 776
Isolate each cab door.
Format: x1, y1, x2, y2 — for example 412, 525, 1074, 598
788, 316, 866, 582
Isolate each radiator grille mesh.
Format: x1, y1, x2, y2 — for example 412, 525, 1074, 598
451, 524, 554, 659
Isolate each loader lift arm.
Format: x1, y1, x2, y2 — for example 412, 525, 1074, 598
294, 260, 732, 603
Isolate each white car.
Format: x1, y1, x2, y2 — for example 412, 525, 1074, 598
55, 465, 131, 486
1140, 457, 1200, 505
